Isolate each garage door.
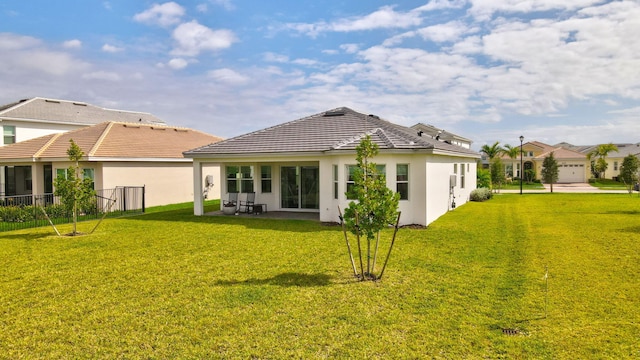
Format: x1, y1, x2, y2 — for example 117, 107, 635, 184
558, 164, 584, 183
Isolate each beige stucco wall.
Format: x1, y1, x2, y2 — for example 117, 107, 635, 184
100, 161, 219, 208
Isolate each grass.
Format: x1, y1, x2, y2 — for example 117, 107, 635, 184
1, 195, 639, 358
499, 182, 545, 190
590, 178, 628, 190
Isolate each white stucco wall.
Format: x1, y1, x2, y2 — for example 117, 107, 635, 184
1, 120, 83, 146
206, 152, 477, 227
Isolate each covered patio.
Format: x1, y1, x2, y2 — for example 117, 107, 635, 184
204, 210, 320, 221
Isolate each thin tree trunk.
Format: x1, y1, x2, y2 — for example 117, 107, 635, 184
355, 211, 364, 280
338, 206, 358, 277
372, 231, 380, 274
378, 211, 401, 281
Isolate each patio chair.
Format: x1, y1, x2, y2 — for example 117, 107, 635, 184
239, 192, 256, 213
223, 192, 238, 209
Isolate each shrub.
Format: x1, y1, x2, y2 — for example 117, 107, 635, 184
470, 188, 493, 202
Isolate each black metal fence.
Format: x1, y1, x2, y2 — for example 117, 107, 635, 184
0, 186, 145, 232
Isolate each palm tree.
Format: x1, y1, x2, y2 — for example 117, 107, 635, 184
480, 141, 505, 189
502, 144, 520, 160
480, 141, 504, 162
587, 143, 619, 179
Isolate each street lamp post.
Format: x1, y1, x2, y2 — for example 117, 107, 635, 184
519, 135, 524, 195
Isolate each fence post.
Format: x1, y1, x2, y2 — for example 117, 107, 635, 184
122, 187, 127, 212
142, 185, 145, 213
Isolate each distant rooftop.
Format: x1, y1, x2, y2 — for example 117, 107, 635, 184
0, 97, 166, 126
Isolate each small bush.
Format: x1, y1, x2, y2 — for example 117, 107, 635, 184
470, 188, 493, 202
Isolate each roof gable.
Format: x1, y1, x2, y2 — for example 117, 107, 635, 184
185, 107, 479, 157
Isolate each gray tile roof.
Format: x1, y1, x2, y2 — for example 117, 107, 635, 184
0, 97, 165, 125
185, 107, 479, 158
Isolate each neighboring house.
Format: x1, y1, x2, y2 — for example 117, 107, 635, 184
501, 141, 589, 183
0, 122, 223, 207
569, 143, 640, 180
184, 107, 480, 227
0, 97, 165, 146
410, 123, 472, 149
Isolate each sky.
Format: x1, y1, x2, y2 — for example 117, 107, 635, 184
1, 0, 639, 150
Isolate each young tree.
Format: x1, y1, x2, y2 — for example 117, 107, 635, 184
54, 139, 96, 235
541, 152, 559, 193
619, 155, 639, 194
343, 135, 400, 281
490, 158, 506, 192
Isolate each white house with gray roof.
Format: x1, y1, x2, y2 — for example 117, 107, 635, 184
0, 97, 165, 146
185, 107, 480, 227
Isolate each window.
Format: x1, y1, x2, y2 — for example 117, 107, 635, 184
396, 164, 408, 200
56, 168, 68, 180
346, 165, 357, 200
460, 163, 465, 189
346, 164, 386, 200
453, 163, 458, 174
614, 161, 618, 171
261, 166, 271, 193
226, 165, 253, 193
333, 165, 338, 199
3, 125, 15, 145
83, 168, 95, 189
528, 151, 534, 157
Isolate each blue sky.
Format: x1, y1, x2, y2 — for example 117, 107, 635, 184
1, 0, 639, 150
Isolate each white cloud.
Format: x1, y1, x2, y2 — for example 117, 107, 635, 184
340, 44, 360, 54
133, 2, 185, 27
384, 21, 472, 46
414, 0, 467, 12
0, 33, 88, 76
102, 44, 124, 53
168, 58, 188, 69
264, 52, 289, 63
82, 71, 122, 81
286, 5, 423, 37
62, 39, 82, 49
210, 0, 235, 11
207, 68, 248, 85
171, 21, 237, 56
468, 0, 605, 21
196, 3, 208, 13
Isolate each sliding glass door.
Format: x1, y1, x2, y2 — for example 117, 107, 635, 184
280, 166, 319, 210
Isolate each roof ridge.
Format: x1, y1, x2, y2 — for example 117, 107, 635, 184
375, 128, 396, 148
0, 98, 34, 115
89, 122, 115, 156
33, 133, 63, 158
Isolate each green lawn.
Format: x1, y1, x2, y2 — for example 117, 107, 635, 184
590, 178, 628, 190
1, 195, 638, 358
499, 182, 545, 190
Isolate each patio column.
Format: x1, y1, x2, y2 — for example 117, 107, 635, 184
193, 160, 203, 216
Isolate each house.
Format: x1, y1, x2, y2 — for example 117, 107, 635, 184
410, 123, 472, 149
0, 97, 165, 146
0, 122, 223, 207
568, 142, 640, 180
184, 107, 480, 227
500, 141, 589, 183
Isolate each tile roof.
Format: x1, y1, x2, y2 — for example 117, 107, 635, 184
0, 122, 223, 161
0, 97, 165, 125
184, 107, 479, 158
